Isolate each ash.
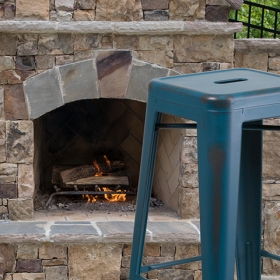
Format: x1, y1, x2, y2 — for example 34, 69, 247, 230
34, 190, 166, 213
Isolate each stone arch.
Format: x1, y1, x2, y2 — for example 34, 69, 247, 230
23, 50, 178, 120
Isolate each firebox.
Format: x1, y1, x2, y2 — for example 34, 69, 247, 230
34, 98, 146, 208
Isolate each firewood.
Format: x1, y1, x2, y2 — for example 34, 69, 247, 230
65, 175, 129, 186
52, 165, 74, 184
60, 165, 96, 183
59, 161, 125, 183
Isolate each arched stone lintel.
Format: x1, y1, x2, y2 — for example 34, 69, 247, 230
23, 50, 180, 120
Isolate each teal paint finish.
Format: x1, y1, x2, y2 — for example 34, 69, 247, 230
129, 69, 280, 280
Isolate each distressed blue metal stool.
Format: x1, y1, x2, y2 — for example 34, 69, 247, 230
129, 68, 280, 280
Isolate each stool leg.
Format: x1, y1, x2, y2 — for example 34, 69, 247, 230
197, 111, 243, 280
129, 101, 162, 280
236, 120, 262, 280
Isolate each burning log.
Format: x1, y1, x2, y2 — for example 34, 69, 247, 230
65, 175, 129, 186
47, 158, 131, 206
59, 161, 125, 183
48, 160, 131, 206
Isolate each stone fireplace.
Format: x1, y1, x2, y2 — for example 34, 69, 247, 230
24, 50, 186, 216
0, 0, 266, 279
0, 20, 241, 220
0, 0, 280, 278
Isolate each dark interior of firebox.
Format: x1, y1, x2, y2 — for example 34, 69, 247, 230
34, 98, 152, 211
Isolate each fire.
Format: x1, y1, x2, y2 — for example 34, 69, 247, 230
103, 155, 111, 169
93, 160, 102, 176
81, 156, 126, 203
82, 190, 97, 203
82, 188, 126, 203
86, 194, 97, 203
102, 187, 126, 202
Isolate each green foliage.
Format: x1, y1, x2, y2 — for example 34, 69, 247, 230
229, 0, 280, 38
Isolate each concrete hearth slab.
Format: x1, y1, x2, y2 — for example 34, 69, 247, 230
0, 221, 47, 242
0, 219, 200, 244
96, 221, 135, 242
50, 221, 100, 242
147, 221, 198, 243
105, 213, 135, 221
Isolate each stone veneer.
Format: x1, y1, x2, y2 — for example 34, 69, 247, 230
0, 219, 201, 280
0, 21, 241, 221
0, 0, 235, 22
1, 0, 280, 278
0, 218, 278, 280
177, 39, 280, 219
0, 17, 242, 279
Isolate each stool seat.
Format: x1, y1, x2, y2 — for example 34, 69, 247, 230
129, 68, 280, 280
150, 68, 280, 111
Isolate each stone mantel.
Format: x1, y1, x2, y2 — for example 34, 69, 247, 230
0, 21, 242, 35
235, 38, 280, 52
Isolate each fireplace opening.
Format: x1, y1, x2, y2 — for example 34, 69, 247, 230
33, 98, 152, 211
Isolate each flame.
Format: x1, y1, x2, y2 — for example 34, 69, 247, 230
81, 157, 126, 203
103, 187, 126, 202
93, 160, 103, 177
86, 194, 97, 203
82, 187, 126, 203
82, 189, 97, 203
103, 155, 111, 169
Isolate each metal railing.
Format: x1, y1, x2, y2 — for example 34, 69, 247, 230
229, 1, 280, 38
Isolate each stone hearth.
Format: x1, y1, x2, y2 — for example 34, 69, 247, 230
0, 209, 202, 280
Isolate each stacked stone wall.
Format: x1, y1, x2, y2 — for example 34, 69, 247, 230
0, 25, 236, 220
0, 0, 208, 22
0, 0, 236, 22
179, 39, 280, 219
2, 0, 279, 278
0, 242, 202, 280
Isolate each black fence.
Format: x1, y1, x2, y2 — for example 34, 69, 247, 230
229, 1, 280, 38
